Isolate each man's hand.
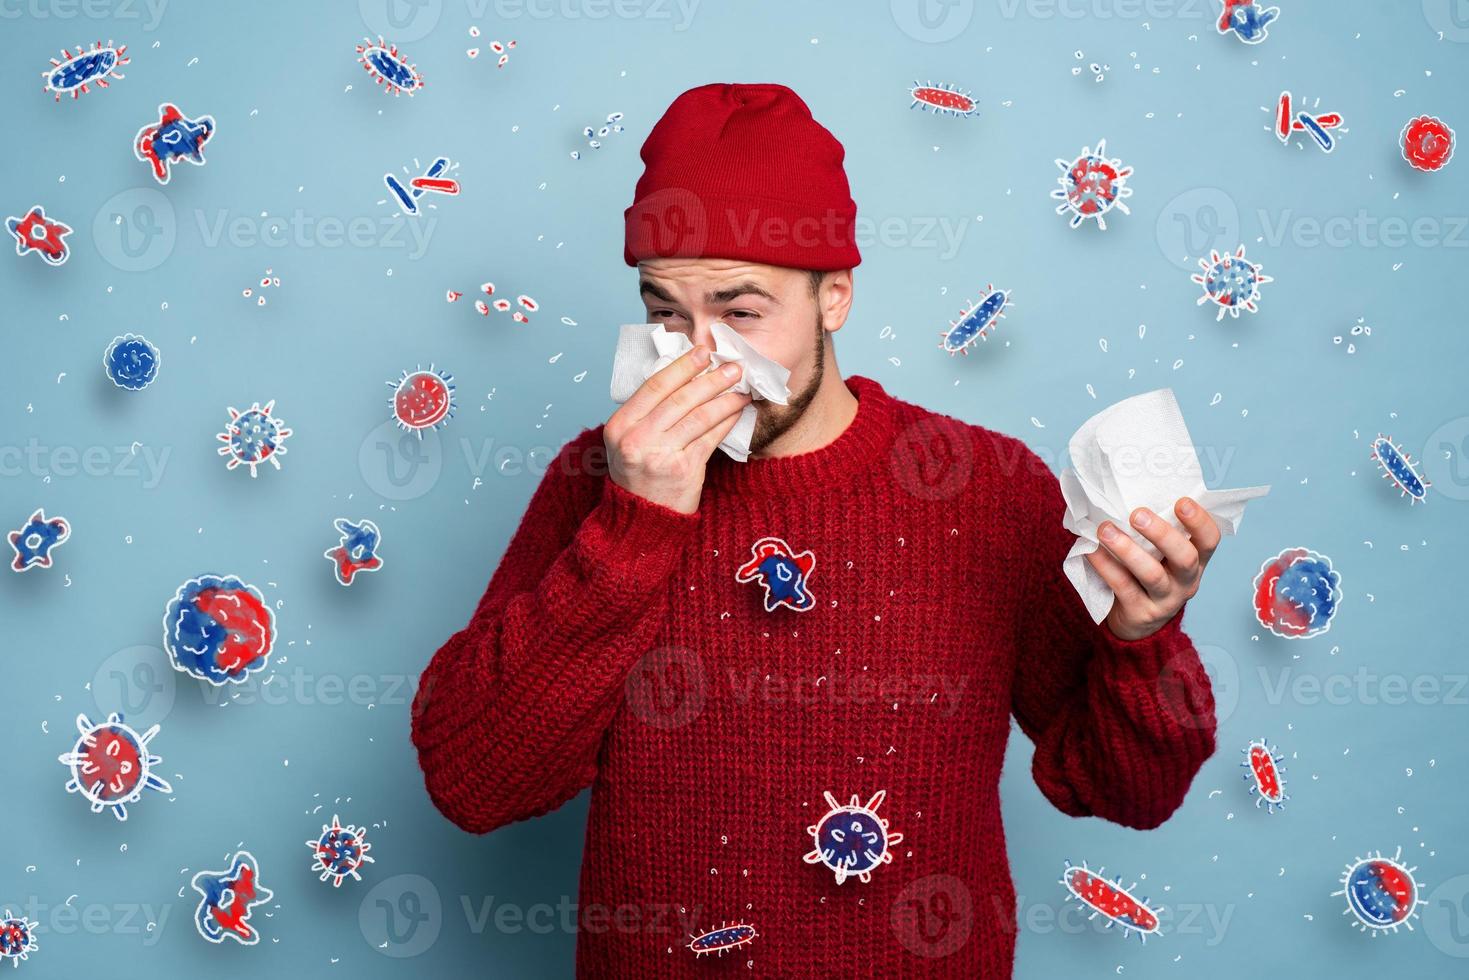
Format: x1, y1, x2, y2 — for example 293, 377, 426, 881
605, 346, 751, 515
1085, 497, 1222, 642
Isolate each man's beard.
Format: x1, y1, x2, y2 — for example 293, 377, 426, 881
747, 310, 825, 455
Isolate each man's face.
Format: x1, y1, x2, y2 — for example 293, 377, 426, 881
637, 258, 850, 453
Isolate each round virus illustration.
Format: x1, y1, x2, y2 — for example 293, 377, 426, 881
356, 36, 422, 96
307, 814, 375, 887
1252, 546, 1342, 639
162, 574, 276, 686
1334, 849, 1423, 935
103, 334, 161, 390
1191, 245, 1273, 321
1400, 116, 1454, 172
57, 712, 173, 821
42, 39, 128, 101
940, 284, 1011, 355
1052, 139, 1133, 230
0, 911, 38, 968
216, 400, 292, 477
388, 366, 456, 435
802, 789, 904, 885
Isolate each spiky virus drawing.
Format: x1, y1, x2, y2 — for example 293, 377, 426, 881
0, 911, 38, 968
388, 366, 455, 436
1051, 139, 1133, 230
216, 401, 292, 477
1334, 849, 1423, 935
307, 815, 374, 887
1192, 245, 1273, 321
803, 790, 904, 885
57, 712, 173, 821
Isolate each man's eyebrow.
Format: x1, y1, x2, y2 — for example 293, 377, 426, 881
706, 282, 777, 304
639, 279, 676, 303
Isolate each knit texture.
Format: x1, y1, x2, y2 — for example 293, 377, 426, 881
412, 376, 1217, 978
623, 82, 861, 270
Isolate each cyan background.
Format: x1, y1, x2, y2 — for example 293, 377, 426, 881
2, 0, 1467, 976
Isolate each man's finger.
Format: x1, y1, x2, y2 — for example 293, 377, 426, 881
685, 396, 749, 459
1097, 523, 1173, 599
1084, 545, 1149, 607
1176, 497, 1222, 565
644, 362, 745, 435
615, 346, 710, 425
671, 390, 752, 451
1129, 508, 1201, 584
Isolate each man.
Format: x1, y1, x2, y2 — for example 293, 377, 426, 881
413, 83, 1218, 977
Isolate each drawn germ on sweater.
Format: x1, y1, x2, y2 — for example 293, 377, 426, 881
1051, 140, 1132, 230
1192, 245, 1272, 321
1334, 848, 1422, 934
1251, 546, 1341, 639
686, 922, 757, 958
1371, 435, 1429, 504
0, 911, 37, 967
735, 536, 815, 613
940, 285, 1011, 355
1242, 738, 1288, 813
58, 712, 173, 821
192, 850, 273, 945
307, 814, 374, 886
1059, 861, 1161, 943
803, 790, 903, 884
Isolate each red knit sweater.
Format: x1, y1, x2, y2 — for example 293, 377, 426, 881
411, 376, 1216, 978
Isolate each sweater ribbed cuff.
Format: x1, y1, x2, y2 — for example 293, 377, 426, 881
1088, 607, 1197, 689
572, 479, 698, 599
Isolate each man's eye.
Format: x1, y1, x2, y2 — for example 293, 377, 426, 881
723, 310, 758, 320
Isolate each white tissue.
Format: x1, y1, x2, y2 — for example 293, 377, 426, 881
610, 322, 792, 462
1060, 388, 1271, 623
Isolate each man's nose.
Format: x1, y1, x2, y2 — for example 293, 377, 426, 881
690, 321, 718, 349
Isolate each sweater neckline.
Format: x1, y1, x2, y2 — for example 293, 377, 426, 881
704, 375, 897, 496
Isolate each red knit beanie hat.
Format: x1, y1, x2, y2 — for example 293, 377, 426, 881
624, 83, 861, 271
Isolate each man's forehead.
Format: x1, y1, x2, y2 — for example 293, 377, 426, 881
638, 258, 794, 295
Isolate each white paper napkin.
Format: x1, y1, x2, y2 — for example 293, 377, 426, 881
610, 322, 791, 462
1060, 388, 1271, 623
